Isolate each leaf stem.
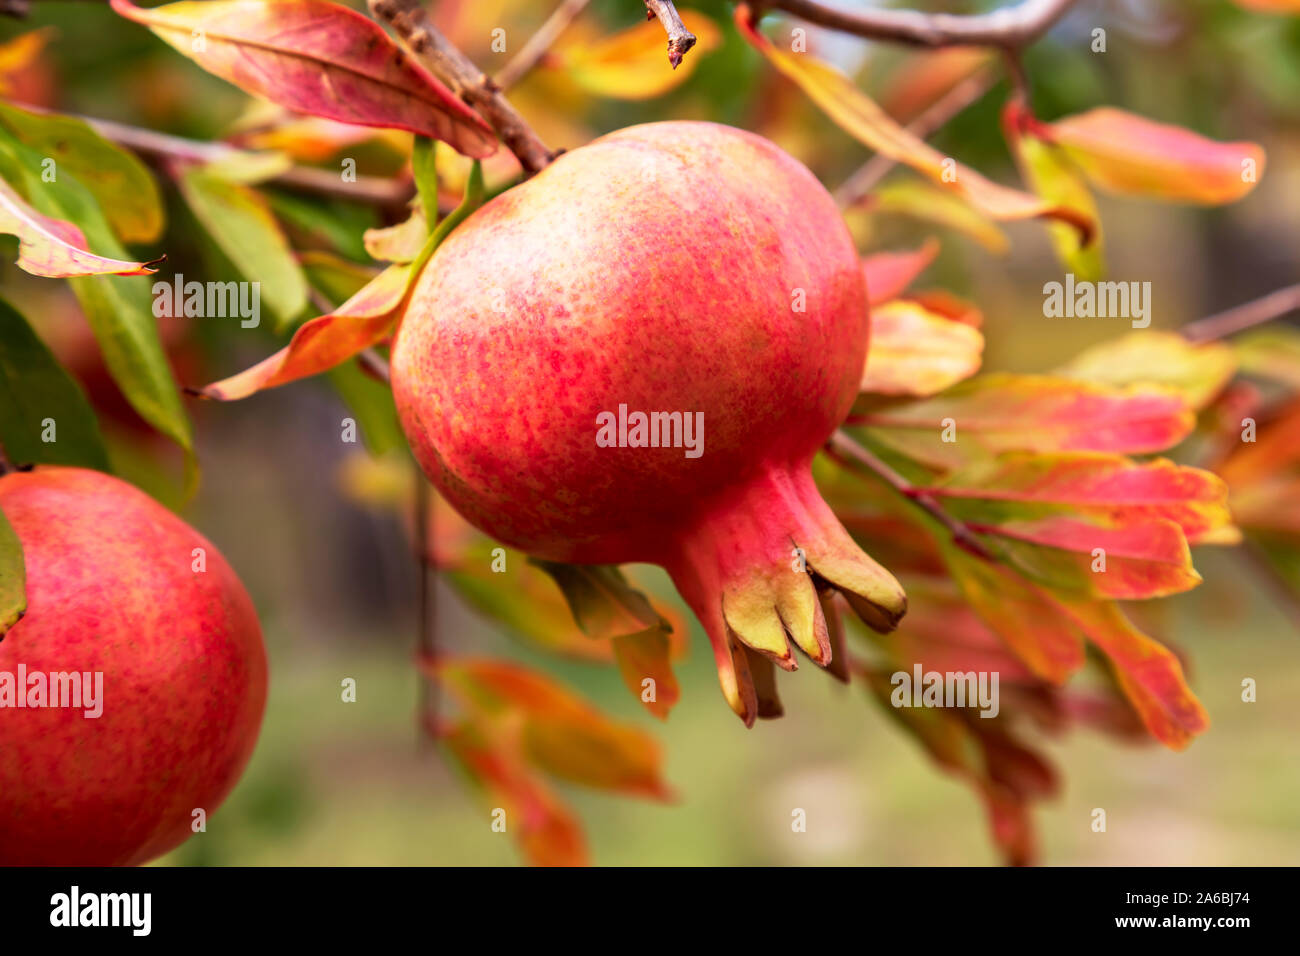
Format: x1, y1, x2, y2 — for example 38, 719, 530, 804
826, 429, 995, 560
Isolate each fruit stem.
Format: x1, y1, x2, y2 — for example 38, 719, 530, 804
826, 429, 994, 560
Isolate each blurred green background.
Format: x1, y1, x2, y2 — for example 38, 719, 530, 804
1, 0, 1297, 864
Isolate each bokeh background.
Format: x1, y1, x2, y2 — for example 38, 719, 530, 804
2, 0, 1298, 864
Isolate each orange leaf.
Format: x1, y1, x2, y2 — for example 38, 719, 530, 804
0, 178, 162, 277
862, 299, 984, 397
435, 656, 673, 801
735, 5, 1093, 239
611, 628, 681, 720
109, 0, 496, 157
440, 719, 588, 867
1043, 107, 1264, 204
196, 262, 409, 400
550, 11, 721, 100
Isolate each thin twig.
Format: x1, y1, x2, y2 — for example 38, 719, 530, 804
827, 429, 995, 559
834, 66, 997, 207
763, 0, 1080, 49
496, 0, 592, 90
358, 348, 392, 384
369, 0, 555, 175
1180, 282, 1300, 343
644, 0, 698, 68
13, 105, 413, 206
414, 473, 439, 737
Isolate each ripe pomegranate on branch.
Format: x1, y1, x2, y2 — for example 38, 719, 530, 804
0, 0, 1297, 867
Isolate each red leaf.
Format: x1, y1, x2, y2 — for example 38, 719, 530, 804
110, 0, 496, 157
861, 238, 939, 306
1043, 107, 1264, 204
0, 178, 162, 277
854, 374, 1195, 469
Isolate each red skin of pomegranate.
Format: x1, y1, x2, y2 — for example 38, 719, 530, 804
0, 467, 266, 865
392, 121, 905, 723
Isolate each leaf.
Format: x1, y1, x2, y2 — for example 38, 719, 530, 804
0, 135, 192, 468
867, 180, 1009, 254
300, 249, 379, 303
0, 296, 109, 471
434, 656, 672, 800
550, 11, 721, 100
1234, 326, 1300, 390
854, 373, 1195, 469
0, 103, 165, 243
735, 6, 1093, 238
528, 560, 672, 642
861, 238, 939, 306
1055, 331, 1238, 411
611, 629, 680, 721
970, 514, 1201, 600
0, 177, 162, 278
199, 161, 485, 400
196, 261, 407, 400
1004, 105, 1105, 281
1043, 107, 1265, 204
932, 452, 1234, 546
0, 29, 54, 96
440, 718, 588, 867
0, 504, 24, 636
857, 662, 1054, 866
177, 167, 308, 330
109, 0, 497, 157
363, 207, 427, 263
941, 542, 1208, 748
862, 299, 984, 397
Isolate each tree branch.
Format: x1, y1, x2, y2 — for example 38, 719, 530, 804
762, 0, 1080, 49
644, 0, 698, 68
15, 105, 413, 206
834, 66, 997, 206
826, 429, 995, 560
1180, 282, 1300, 343
496, 0, 592, 90
369, 0, 555, 175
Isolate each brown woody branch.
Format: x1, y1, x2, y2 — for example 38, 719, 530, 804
369, 0, 555, 175
496, 0, 593, 90
759, 0, 1080, 49
644, 0, 698, 68
826, 430, 995, 560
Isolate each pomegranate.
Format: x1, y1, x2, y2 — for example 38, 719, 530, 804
391, 121, 905, 723
0, 466, 266, 865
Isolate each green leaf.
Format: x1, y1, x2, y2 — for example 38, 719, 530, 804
0, 103, 165, 244
0, 131, 193, 474
0, 296, 109, 471
0, 504, 23, 636
177, 167, 309, 330
299, 250, 377, 304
